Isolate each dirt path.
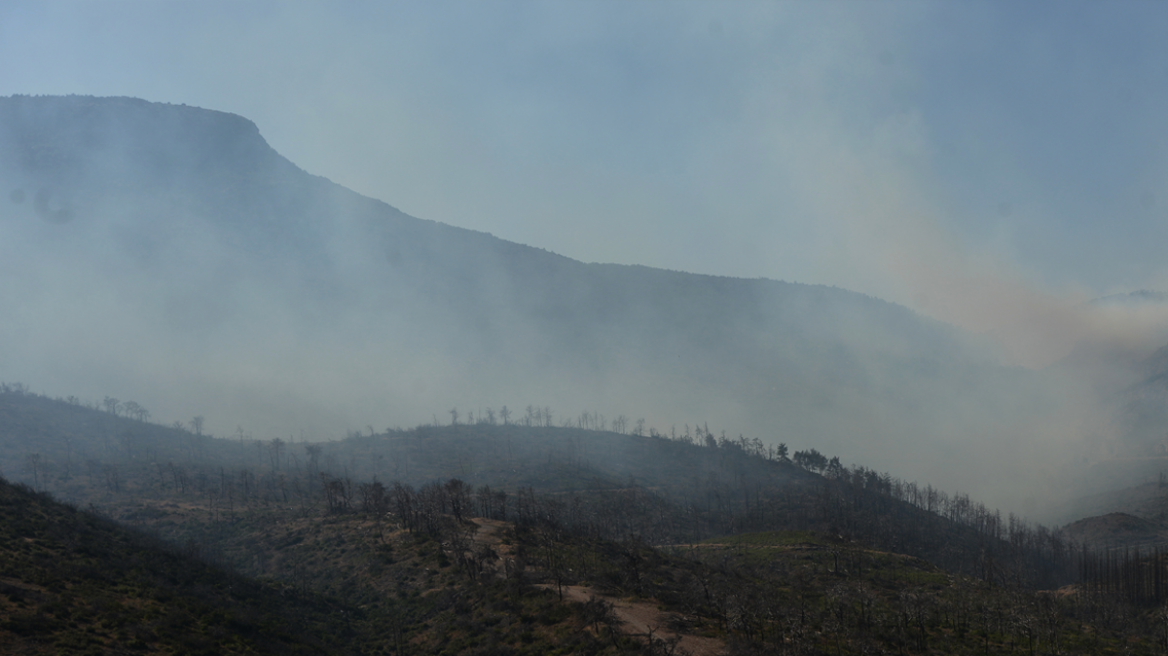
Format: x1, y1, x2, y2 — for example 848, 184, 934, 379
470, 517, 506, 544
469, 518, 516, 556
470, 520, 723, 654
541, 584, 724, 656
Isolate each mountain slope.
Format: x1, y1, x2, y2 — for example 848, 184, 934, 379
0, 94, 1068, 503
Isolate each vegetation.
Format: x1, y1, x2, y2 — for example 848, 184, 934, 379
10, 385, 1168, 653
0, 477, 344, 654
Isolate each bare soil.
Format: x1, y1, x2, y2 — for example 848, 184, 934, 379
539, 584, 724, 656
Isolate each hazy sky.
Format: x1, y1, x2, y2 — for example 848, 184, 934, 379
3, 1, 1168, 355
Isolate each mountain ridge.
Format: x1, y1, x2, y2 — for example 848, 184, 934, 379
0, 95, 1090, 509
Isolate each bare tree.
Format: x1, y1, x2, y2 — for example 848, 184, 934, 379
123, 401, 150, 422
25, 453, 43, 491
102, 463, 121, 493
190, 416, 205, 436
613, 415, 628, 434
579, 595, 618, 635
304, 444, 323, 479
269, 437, 285, 470
102, 396, 122, 416
57, 435, 73, 479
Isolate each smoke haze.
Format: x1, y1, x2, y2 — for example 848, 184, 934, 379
3, 2, 1168, 519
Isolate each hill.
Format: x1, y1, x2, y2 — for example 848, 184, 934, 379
0, 476, 348, 654
0, 388, 1075, 589
10, 386, 1168, 653
1061, 512, 1166, 550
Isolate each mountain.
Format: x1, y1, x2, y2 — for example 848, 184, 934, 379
0, 95, 1078, 507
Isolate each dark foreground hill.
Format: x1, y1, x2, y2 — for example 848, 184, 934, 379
0, 476, 347, 655
0, 94, 1074, 503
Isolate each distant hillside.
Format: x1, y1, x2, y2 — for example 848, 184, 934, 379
1062, 512, 1166, 550
1090, 290, 1168, 307
0, 95, 1072, 504
0, 385, 255, 502
0, 388, 1077, 590
1047, 340, 1168, 519
1114, 344, 1168, 454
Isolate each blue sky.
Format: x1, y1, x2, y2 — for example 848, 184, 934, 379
3, 1, 1167, 363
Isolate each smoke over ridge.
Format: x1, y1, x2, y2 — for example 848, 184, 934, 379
2, 95, 1166, 518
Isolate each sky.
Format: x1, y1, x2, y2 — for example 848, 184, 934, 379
3, 1, 1168, 366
